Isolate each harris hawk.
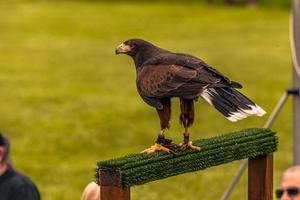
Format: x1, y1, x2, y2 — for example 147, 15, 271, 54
115, 39, 266, 154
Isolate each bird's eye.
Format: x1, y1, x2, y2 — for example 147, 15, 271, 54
129, 44, 135, 48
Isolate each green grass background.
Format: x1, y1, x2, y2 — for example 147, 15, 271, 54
0, 1, 293, 199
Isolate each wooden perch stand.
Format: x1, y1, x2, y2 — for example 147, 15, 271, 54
99, 169, 130, 200
96, 128, 277, 200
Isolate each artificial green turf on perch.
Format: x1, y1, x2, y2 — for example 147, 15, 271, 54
96, 128, 277, 187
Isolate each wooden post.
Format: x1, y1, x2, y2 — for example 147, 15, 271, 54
99, 169, 130, 200
248, 154, 273, 200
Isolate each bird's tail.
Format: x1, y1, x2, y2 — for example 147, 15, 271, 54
200, 87, 266, 122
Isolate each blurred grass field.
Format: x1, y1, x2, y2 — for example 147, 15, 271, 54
0, 1, 293, 199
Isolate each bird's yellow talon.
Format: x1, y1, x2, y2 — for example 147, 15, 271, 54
141, 143, 172, 154
179, 141, 201, 151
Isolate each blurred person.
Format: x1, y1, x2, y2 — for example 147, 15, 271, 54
276, 165, 300, 200
207, 0, 257, 6
207, 0, 236, 5
81, 182, 100, 200
0, 133, 41, 200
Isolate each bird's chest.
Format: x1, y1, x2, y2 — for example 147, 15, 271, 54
136, 66, 173, 97
136, 72, 158, 97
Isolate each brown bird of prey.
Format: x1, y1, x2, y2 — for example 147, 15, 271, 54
115, 39, 266, 154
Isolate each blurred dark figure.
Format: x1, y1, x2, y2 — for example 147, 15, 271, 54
226, 0, 235, 5
276, 165, 300, 200
207, 0, 257, 6
0, 133, 41, 200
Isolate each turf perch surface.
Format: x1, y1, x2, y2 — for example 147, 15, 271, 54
97, 128, 277, 187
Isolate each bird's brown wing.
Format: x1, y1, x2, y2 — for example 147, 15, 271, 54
143, 53, 242, 89
136, 64, 214, 99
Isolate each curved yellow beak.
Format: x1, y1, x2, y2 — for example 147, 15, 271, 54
115, 43, 131, 54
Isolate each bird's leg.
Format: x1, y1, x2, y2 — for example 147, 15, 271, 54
178, 99, 201, 151
179, 128, 201, 151
141, 98, 176, 154
156, 129, 174, 147
141, 129, 174, 154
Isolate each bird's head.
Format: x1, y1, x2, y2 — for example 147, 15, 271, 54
115, 39, 155, 57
